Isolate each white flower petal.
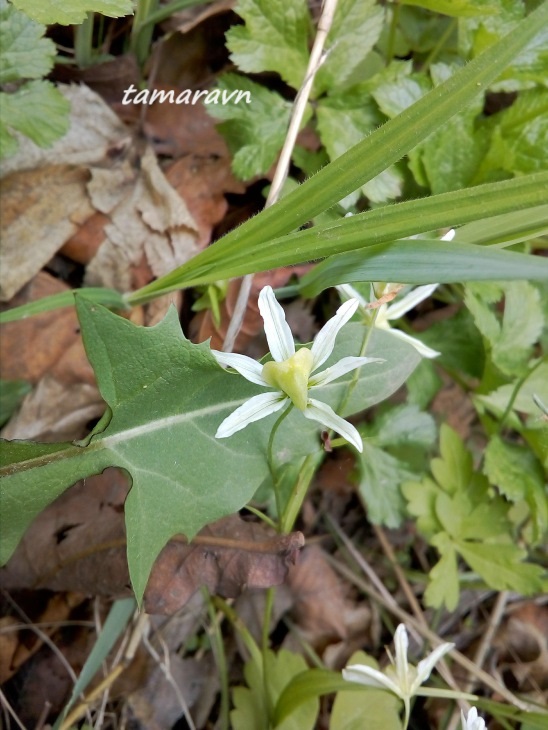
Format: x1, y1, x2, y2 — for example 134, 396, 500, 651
342, 665, 402, 697
211, 350, 269, 386
385, 284, 438, 320
383, 327, 440, 358
309, 356, 384, 387
336, 284, 367, 309
394, 624, 410, 690
310, 298, 359, 370
215, 392, 287, 438
413, 642, 454, 692
461, 707, 486, 730
304, 398, 363, 452
442, 228, 456, 241
258, 286, 295, 361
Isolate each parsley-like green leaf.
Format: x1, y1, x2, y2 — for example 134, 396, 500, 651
208, 74, 293, 180
484, 435, 547, 544
0, 0, 55, 83
314, 0, 384, 95
226, 0, 310, 90
478, 89, 548, 178
0, 81, 70, 158
9, 0, 132, 25
466, 282, 544, 377
425, 534, 460, 610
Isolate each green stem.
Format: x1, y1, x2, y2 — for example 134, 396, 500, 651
74, 13, 94, 68
386, 1, 401, 66
497, 359, 543, 434
244, 504, 278, 530
336, 308, 380, 419
138, 0, 210, 29
262, 587, 276, 724
422, 18, 457, 73
203, 588, 230, 730
131, 0, 160, 67
403, 698, 410, 730
280, 453, 319, 534
267, 403, 294, 521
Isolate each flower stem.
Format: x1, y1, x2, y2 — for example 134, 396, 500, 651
267, 403, 294, 521
336, 310, 380, 420
280, 453, 320, 534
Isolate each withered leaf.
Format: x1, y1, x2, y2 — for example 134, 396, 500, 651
0, 471, 304, 615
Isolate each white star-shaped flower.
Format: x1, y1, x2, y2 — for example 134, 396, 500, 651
343, 624, 454, 726
462, 707, 487, 730
211, 286, 383, 452
337, 229, 456, 359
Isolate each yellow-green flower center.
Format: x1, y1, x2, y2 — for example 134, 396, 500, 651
262, 348, 314, 411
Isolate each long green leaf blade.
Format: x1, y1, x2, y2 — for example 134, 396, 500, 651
298, 240, 548, 297
128, 172, 548, 294
130, 3, 548, 300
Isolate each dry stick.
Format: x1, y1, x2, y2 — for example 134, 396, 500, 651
59, 611, 149, 730
445, 590, 511, 730
1, 590, 94, 727
372, 524, 468, 716
326, 554, 532, 712
222, 0, 340, 353
142, 629, 197, 730
0, 689, 27, 730
329, 516, 464, 704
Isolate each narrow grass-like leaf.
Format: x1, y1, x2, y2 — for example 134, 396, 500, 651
0, 287, 128, 324
298, 240, 548, 297
127, 172, 548, 296
129, 3, 548, 301
54, 597, 136, 729
273, 670, 365, 727
452, 205, 548, 247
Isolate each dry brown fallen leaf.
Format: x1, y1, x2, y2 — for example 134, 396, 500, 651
0, 271, 103, 441
0, 592, 86, 684
84, 146, 200, 291
190, 268, 312, 353
0, 469, 304, 615
0, 165, 94, 301
493, 603, 548, 701
0, 84, 129, 177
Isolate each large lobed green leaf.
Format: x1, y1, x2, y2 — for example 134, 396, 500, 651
0, 299, 420, 603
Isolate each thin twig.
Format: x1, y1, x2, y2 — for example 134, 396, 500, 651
142, 630, 197, 730
222, 0, 340, 353
372, 524, 468, 714
1, 590, 93, 726
0, 688, 27, 730
59, 611, 149, 730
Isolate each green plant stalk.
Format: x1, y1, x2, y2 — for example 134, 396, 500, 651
127, 3, 548, 301
203, 588, 230, 730
496, 359, 544, 435
280, 453, 319, 534
422, 18, 457, 73
74, 13, 95, 68
386, 0, 401, 66
262, 586, 276, 724
267, 403, 294, 521
131, 0, 160, 66
138, 0, 211, 29
212, 597, 262, 668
